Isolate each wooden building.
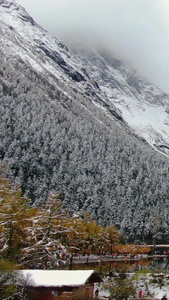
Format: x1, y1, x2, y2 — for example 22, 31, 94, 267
19, 269, 102, 300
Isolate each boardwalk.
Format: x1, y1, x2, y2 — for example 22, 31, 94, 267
72, 254, 148, 264
72, 252, 169, 264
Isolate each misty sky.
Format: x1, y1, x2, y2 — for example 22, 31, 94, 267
16, 0, 169, 94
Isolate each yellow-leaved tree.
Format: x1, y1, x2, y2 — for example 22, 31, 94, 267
104, 225, 122, 254
0, 177, 33, 262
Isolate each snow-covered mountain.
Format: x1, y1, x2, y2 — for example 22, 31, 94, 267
73, 49, 169, 156
0, 0, 169, 243
1, 0, 169, 156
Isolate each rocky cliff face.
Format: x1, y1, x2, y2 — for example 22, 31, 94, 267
0, 0, 169, 243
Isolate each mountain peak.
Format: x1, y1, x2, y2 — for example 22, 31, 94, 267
0, 0, 36, 26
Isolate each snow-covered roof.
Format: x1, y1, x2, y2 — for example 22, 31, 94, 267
20, 270, 95, 287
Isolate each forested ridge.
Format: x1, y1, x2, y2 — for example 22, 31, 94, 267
1, 49, 169, 243
0, 0, 169, 243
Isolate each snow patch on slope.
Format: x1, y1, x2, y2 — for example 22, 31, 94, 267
113, 96, 169, 147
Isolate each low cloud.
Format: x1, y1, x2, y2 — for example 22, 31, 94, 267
17, 0, 169, 93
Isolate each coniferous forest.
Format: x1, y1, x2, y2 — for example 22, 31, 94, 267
1, 51, 169, 244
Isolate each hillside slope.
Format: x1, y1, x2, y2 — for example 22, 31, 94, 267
74, 48, 169, 156
0, 0, 169, 243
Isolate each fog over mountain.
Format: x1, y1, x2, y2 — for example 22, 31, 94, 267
0, 0, 169, 244
17, 0, 169, 94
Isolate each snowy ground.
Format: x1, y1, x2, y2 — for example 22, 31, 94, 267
149, 282, 169, 300
94, 272, 169, 300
